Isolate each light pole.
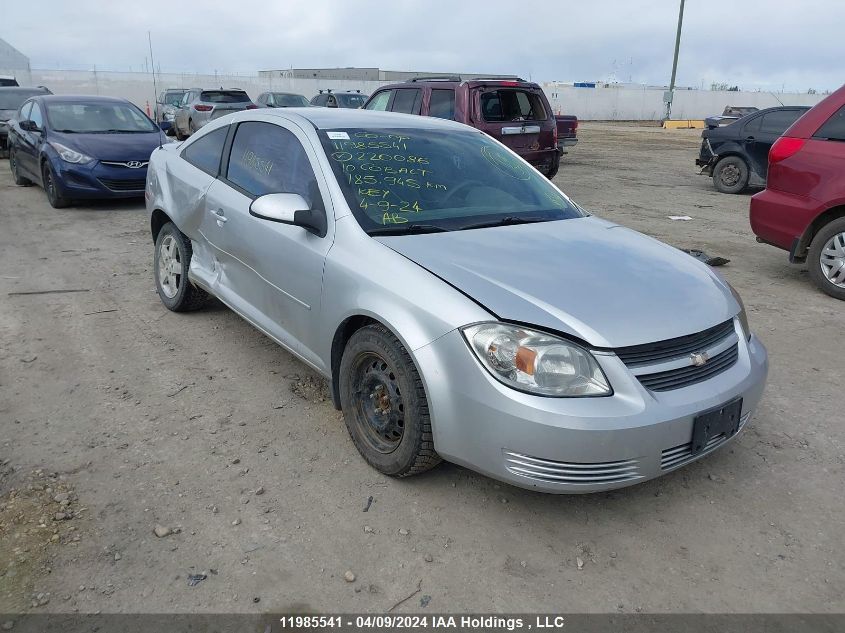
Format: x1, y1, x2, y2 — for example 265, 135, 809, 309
665, 0, 686, 121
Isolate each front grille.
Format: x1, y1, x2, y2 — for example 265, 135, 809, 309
100, 160, 149, 169
661, 412, 750, 470
98, 178, 146, 192
503, 451, 642, 485
616, 320, 735, 367
636, 344, 739, 392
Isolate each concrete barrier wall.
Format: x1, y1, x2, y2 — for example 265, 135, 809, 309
1, 67, 830, 120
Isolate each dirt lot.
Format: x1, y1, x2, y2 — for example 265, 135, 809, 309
0, 123, 842, 615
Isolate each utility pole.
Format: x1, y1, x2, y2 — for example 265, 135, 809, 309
665, 0, 686, 121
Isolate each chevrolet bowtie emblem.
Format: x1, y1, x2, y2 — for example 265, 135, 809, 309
690, 351, 710, 367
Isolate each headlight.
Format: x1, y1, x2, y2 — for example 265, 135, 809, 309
49, 141, 92, 164
462, 323, 612, 397
727, 283, 751, 341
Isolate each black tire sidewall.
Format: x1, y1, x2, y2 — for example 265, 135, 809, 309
10, 148, 30, 186
154, 223, 193, 310
339, 326, 429, 476
807, 217, 845, 300
41, 162, 67, 208
713, 156, 749, 194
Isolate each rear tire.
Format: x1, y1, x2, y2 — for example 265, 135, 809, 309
807, 217, 845, 301
712, 156, 749, 194
41, 161, 69, 208
339, 324, 441, 477
153, 222, 209, 311
9, 148, 32, 186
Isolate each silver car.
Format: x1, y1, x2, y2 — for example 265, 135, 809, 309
172, 88, 255, 140
145, 108, 768, 493
154, 88, 187, 132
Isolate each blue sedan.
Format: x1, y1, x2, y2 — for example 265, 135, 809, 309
7, 95, 168, 208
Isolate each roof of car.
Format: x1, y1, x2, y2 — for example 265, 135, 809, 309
0, 86, 50, 93
35, 95, 132, 104
250, 107, 470, 132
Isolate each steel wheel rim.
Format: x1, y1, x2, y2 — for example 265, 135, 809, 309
157, 234, 182, 298
351, 351, 405, 454
820, 231, 845, 288
721, 164, 740, 187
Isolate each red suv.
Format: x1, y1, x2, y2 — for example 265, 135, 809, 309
750, 84, 845, 299
363, 77, 560, 178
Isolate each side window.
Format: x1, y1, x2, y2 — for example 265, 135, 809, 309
814, 105, 845, 141
181, 92, 192, 106
429, 89, 455, 120
390, 89, 421, 115
743, 115, 762, 133
18, 101, 32, 121
181, 126, 229, 176
312, 94, 326, 106
326, 95, 338, 107
226, 122, 322, 209
365, 90, 392, 111
759, 110, 804, 135
29, 102, 44, 128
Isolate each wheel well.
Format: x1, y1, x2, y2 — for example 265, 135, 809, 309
150, 209, 172, 244
329, 315, 378, 410
714, 152, 747, 167
795, 205, 845, 260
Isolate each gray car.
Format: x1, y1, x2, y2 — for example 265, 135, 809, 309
145, 108, 768, 493
172, 88, 254, 140
255, 92, 311, 108
154, 88, 187, 132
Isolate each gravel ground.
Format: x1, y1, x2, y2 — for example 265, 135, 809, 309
0, 122, 842, 615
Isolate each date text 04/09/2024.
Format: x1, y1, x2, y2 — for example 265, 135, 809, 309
277, 616, 567, 630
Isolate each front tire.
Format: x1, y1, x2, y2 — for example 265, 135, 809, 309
339, 324, 441, 477
41, 161, 69, 208
712, 156, 749, 194
9, 148, 32, 186
807, 217, 845, 301
153, 222, 208, 311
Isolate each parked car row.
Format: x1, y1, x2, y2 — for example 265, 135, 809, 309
155, 88, 372, 140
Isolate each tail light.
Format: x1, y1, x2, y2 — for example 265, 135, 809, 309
246, 104, 258, 110
769, 136, 806, 165
193, 104, 212, 112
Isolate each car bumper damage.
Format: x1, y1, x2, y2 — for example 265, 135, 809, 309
415, 324, 768, 493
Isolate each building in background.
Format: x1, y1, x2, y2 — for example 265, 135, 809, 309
0, 38, 32, 85
258, 67, 518, 82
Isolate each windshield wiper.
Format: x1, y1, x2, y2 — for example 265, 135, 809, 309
54, 129, 78, 133
458, 215, 551, 231
367, 223, 449, 236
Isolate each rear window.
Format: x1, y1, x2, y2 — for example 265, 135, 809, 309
0, 90, 46, 110
480, 89, 547, 122
182, 126, 229, 176
335, 94, 367, 108
273, 93, 310, 107
200, 91, 250, 103
813, 105, 845, 141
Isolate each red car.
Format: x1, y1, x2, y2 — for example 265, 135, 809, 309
750, 84, 845, 299
363, 77, 560, 178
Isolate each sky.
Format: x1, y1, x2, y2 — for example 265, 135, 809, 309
2, 0, 842, 92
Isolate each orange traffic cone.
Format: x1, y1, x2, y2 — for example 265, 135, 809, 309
145, 100, 151, 117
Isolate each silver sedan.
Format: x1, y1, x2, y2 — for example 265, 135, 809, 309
145, 108, 768, 493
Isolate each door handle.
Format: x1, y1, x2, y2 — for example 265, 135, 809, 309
746, 136, 755, 142
210, 208, 228, 224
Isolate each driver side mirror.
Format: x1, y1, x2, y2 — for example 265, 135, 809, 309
20, 119, 40, 132
249, 193, 326, 237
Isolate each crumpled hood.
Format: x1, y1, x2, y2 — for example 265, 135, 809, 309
376, 216, 739, 348
50, 130, 164, 162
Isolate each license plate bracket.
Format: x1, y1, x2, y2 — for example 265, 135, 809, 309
691, 398, 743, 456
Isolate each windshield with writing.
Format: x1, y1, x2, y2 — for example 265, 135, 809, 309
320, 128, 582, 233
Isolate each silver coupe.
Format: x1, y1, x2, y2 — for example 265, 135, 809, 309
145, 108, 768, 493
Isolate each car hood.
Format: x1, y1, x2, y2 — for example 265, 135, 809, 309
375, 216, 738, 348
51, 131, 164, 162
